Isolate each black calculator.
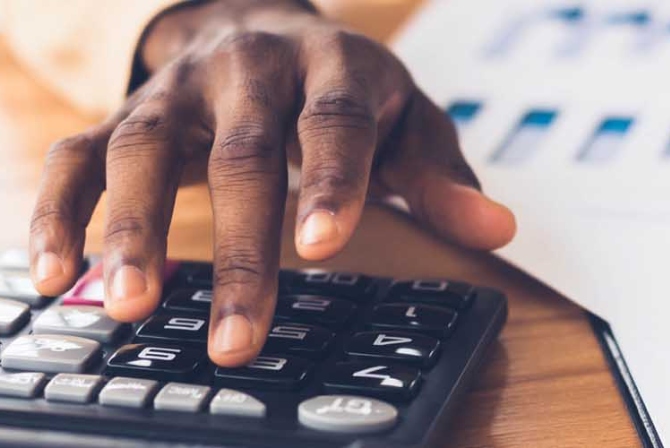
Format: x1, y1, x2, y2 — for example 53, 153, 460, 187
0, 250, 507, 448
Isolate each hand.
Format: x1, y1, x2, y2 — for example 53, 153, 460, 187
28, 0, 516, 367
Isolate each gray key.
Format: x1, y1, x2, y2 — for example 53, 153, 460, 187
1, 335, 101, 373
0, 372, 46, 398
0, 269, 49, 306
209, 389, 266, 417
154, 383, 211, 412
298, 395, 398, 434
33, 306, 126, 343
45, 374, 104, 403
0, 298, 30, 335
99, 377, 158, 408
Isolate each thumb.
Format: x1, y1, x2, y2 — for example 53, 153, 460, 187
377, 90, 516, 250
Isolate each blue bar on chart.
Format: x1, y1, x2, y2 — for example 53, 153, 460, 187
485, 6, 585, 57
605, 10, 651, 27
577, 117, 634, 164
446, 101, 483, 129
550, 6, 586, 24
489, 109, 558, 164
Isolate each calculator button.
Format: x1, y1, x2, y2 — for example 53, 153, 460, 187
275, 295, 356, 329
106, 344, 205, 381
345, 331, 441, 368
285, 271, 374, 301
178, 262, 293, 289
0, 373, 46, 398
61, 263, 104, 306
32, 306, 128, 343
0, 298, 30, 335
163, 289, 212, 313
369, 304, 457, 339
386, 280, 475, 310
209, 389, 266, 418
298, 395, 398, 434
0, 269, 49, 306
214, 355, 311, 391
136, 314, 208, 344
323, 362, 421, 401
179, 262, 213, 288
99, 377, 158, 409
263, 323, 334, 358
44, 374, 104, 404
1, 335, 101, 373
278, 270, 297, 288
63, 261, 180, 307
154, 383, 211, 412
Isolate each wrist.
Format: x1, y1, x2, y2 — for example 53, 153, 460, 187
140, 0, 318, 74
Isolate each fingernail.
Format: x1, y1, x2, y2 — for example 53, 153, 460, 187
299, 210, 339, 246
110, 265, 147, 302
214, 314, 254, 353
35, 252, 64, 283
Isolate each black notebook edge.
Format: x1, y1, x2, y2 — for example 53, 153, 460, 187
588, 313, 664, 448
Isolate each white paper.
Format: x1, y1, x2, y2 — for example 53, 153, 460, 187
393, 0, 670, 443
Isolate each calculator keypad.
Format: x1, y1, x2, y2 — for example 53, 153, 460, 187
323, 362, 422, 401
345, 331, 441, 368
0, 372, 46, 398
163, 288, 212, 313
214, 355, 312, 391
0, 298, 30, 335
209, 388, 267, 417
136, 314, 209, 344
1, 335, 101, 373
105, 343, 205, 381
386, 279, 475, 310
0, 269, 48, 306
98, 377, 158, 408
284, 271, 375, 301
44, 373, 104, 404
0, 252, 507, 445
154, 382, 212, 412
369, 303, 458, 338
275, 295, 357, 328
298, 395, 398, 434
264, 322, 334, 359
33, 306, 128, 343
61, 263, 105, 307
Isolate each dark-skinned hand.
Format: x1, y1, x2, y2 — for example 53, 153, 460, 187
28, 0, 516, 367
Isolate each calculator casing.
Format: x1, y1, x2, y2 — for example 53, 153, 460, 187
0, 263, 507, 448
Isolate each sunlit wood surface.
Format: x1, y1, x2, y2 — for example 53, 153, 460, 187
0, 1, 640, 446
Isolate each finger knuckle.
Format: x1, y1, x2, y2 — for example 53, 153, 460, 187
215, 124, 273, 159
213, 248, 265, 290
214, 31, 288, 62
209, 124, 278, 183
301, 162, 362, 197
104, 208, 149, 245
30, 200, 75, 234
46, 134, 93, 165
299, 90, 375, 135
317, 30, 382, 65
108, 113, 169, 158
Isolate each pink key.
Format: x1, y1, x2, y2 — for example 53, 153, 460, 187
62, 260, 181, 306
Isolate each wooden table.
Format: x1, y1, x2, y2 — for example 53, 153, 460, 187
0, 2, 640, 446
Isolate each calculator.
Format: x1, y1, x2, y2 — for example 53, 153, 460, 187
0, 250, 507, 448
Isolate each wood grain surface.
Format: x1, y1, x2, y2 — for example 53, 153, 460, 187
0, 1, 641, 446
